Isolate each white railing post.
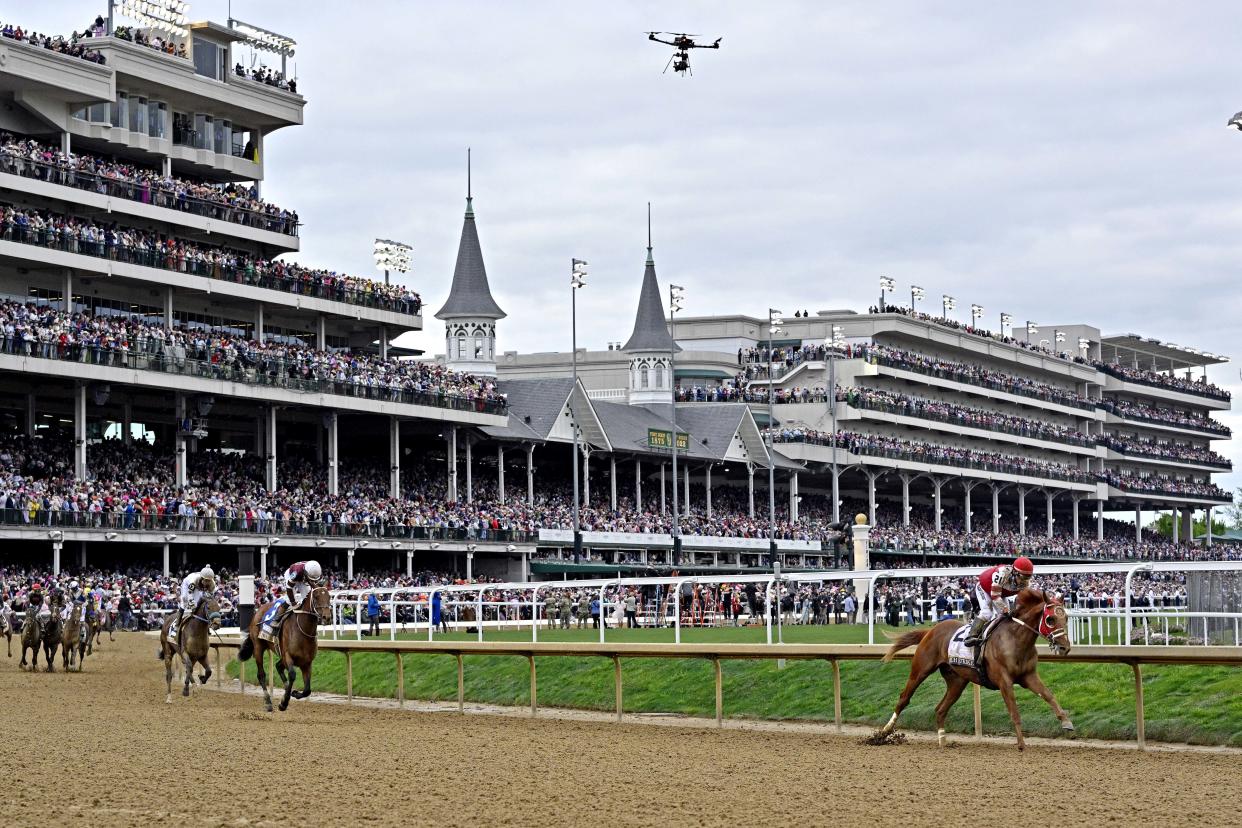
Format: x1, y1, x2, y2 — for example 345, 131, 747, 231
477, 589, 484, 643
531, 584, 542, 643
764, 579, 774, 645
389, 595, 396, 641
355, 597, 362, 641
674, 578, 687, 645
427, 593, 434, 642
1123, 563, 1150, 647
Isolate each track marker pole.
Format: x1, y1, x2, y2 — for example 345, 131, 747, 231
396, 651, 404, 707
613, 656, 622, 722
713, 658, 723, 727
831, 659, 842, 733
1133, 663, 1145, 750
529, 655, 537, 717
457, 653, 465, 714
972, 684, 983, 738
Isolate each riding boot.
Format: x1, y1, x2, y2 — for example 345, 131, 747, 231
962, 615, 987, 647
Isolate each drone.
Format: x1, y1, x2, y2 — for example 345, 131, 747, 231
647, 31, 722, 76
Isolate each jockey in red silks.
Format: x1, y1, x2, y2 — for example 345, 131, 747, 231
963, 556, 1034, 646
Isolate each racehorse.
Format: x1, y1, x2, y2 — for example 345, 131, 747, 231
158, 595, 222, 703
880, 588, 1074, 751
61, 603, 87, 672
1, 601, 13, 657
238, 584, 331, 712
19, 588, 44, 670
90, 602, 114, 650
38, 591, 64, 672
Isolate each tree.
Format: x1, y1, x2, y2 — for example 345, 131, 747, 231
1146, 511, 1228, 540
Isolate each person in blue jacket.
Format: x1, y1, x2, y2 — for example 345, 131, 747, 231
366, 592, 381, 636
431, 590, 446, 634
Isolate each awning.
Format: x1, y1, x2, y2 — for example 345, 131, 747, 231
674, 369, 734, 380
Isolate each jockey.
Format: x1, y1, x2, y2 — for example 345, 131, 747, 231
963, 556, 1034, 646
259, 560, 322, 642
176, 566, 218, 634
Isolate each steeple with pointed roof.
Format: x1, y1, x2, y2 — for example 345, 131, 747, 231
437, 150, 504, 376
624, 204, 679, 405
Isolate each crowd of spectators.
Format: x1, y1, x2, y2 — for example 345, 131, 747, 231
768, 427, 1094, 482
1, 21, 106, 64
1099, 471, 1231, 501
0, 300, 505, 412
1097, 398, 1230, 436
838, 386, 1095, 447
867, 304, 1086, 363
0, 134, 299, 235
0, 202, 420, 314
1099, 434, 1231, 469
233, 63, 297, 94
108, 24, 186, 59
1094, 361, 1230, 402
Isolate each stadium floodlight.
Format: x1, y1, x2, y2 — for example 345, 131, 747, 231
116, 0, 190, 38
1229, 110, 1242, 131
970, 304, 983, 327
571, 258, 588, 289
505, 544, 517, 552
315, 538, 327, 547
669, 284, 686, 313
48, 530, 64, 541
268, 537, 281, 545
105, 532, 118, 541
910, 285, 925, 310
1026, 321, 1039, 335
164, 533, 177, 542
373, 238, 412, 286
1055, 331, 1066, 345
429, 543, 441, 550
942, 294, 956, 316
228, 18, 297, 58
1078, 337, 1091, 354
769, 309, 784, 335
217, 535, 230, 543
878, 276, 895, 309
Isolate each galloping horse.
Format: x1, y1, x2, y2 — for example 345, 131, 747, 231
61, 603, 87, 672
90, 601, 114, 651
880, 588, 1074, 751
1, 601, 13, 657
158, 595, 222, 703
19, 588, 44, 670
238, 584, 331, 712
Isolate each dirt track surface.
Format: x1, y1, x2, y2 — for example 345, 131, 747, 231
1, 635, 1239, 827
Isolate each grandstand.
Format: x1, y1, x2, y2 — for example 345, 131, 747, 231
0, 11, 1234, 584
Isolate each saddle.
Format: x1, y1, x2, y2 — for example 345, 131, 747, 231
947, 622, 1000, 691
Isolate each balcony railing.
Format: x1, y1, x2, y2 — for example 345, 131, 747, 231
0, 151, 298, 236
841, 393, 1096, 448
1095, 363, 1231, 403
0, 222, 421, 317
1096, 400, 1231, 437
867, 351, 1096, 411
0, 339, 507, 417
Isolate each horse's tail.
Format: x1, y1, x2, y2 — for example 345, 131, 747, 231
237, 634, 254, 662
882, 629, 931, 662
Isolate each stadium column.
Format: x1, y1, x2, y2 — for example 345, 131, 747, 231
122, 400, 132, 443
73, 383, 87, 480
162, 543, 169, 577
327, 412, 339, 496
1134, 506, 1141, 543
25, 392, 35, 437
1071, 495, 1081, 540
1206, 507, 1212, 548
789, 471, 798, 523
265, 407, 278, 492
61, 130, 71, 155
1171, 506, 1179, 544
582, 446, 590, 506
609, 455, 617, 510
526, 444, 535, 506
63, 269, 73, 312
900, 474, 912, 527
1017, 486, 1027, 535
963, 481, 977, 534
746, 463, 755, 518
991, 486, 1000, 535
389, 417, 401, 500
1045, 490, 1054, 538
1096, 500, 1104, 541
379, 326, 388, 360
660, 463, 666, 514
447, 427, 459, 502
933, 477, 943, 531
406, 549, 413, 578
255, 302, 264, 343
867, 471, 878, 527
851, 517, 871, 625
347, 548, 354, 581
163, 287, 173, 327
705, 464, 712, 519
174, 393, 187, 487
684, 464, 691, 516
465, 436, 473, 503
635, 459, 643, 510
316, 316, 326, 351
498, 446, 507, 504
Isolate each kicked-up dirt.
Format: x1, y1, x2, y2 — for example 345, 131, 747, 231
0, 633, 1238, 827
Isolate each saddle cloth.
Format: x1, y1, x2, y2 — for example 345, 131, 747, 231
168, 618, 179, 639
261, 601, 284, 625
947, 623, 974, 667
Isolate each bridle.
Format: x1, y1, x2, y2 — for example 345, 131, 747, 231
1009, 598, 1069, 652
291, 584, 329, 639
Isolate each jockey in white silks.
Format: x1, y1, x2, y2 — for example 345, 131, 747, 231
259, 560, 322, 642
175, 566, 217, 638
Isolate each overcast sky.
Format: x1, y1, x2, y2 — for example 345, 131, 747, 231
34, 1, 1242, 498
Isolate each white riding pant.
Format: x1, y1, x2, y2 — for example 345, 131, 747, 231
180, 590, 202, 614
286, 582, 310, 607
974, 585, 1007, 621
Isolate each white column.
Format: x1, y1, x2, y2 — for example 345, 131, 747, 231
747, 464, 755, 518
789, 471, 799, 523
1171, 506, 1179, 544
867, 472, 877, 527
1017, 487, 1026, 536
327, 412, 339, 497
1046, 491, 1054, 538
1206, 507, 1213, 548
1097, 500, 1104, 541
161, 156, 172, 177
260, 548, 268, 579
684, 463, 691, 514
1135, 506, 1141, 544
705, 464, 713, 519
851, 519, 871, 623
164, 287, 174, 328
61, 131, 71, 155
582, 448, 591, 506
316, 315, 326, 350
53, 542, 61, 576
901, 475, 911, 528
635, 459, 643, 510
1071, 497, 1080, 540
74, 384, 87, 480
379, 326, 388, 360
389, 417, 401, 499
610, 455, 617, 510
64, 269, 74, 313
173, 393, 187, 487
406, 550, 414, 579
162, 543, 170, 577
347, 549, 355, 581
25, 393, 35, 437
466, 552, 474, 582
660, 464, 666, 514
255, 302, 265, 343
448, 427, 459, 502
992, 487, 1000, 535
497, 446, 507, 504
265, 407, 277, 492
526, 444, 535, 506
465, 437, 473, 503
964, 484, 973, 534
933, 478, 943, 532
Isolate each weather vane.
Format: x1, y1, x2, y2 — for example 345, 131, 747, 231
646, 31, 722, 76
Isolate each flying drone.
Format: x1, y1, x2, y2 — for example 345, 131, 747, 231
647, 31, 722, 76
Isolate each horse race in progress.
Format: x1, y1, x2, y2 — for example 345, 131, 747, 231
2, 2, 1242, 826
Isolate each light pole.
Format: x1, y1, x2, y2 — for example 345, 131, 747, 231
878, 276, 895, 310
942, 294, 955, 319
1000, 312, 1012, 338
910, 285, 925, 312
1055, 330, 1066, 355
1078, 337, 1091, 359
373, 238, 412, 287
1026, 321, 1038, 344
767, 309, 784, 571
570, 258, 588, 563
827, 324, 845, 523
669, 283, 685, 565
970, 303, 983, 329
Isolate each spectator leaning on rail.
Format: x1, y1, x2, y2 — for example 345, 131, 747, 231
963, 556, 1034, 647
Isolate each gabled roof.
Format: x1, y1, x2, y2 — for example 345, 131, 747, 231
435, 196, 506, 321
621, 246, 680, 353
493, 378, 610, 449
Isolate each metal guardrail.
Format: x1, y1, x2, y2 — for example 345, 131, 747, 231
209, 638, 1242, 750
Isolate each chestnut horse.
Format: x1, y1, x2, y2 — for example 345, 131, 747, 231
61, 603, 87, 672
880, 588, 1073, 751
237, 585, 331, 712
159, 594, 223, 702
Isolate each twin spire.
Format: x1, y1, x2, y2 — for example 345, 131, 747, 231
622, 203, 679, 353
435, 148, 505, 321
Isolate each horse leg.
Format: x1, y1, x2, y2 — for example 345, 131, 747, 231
181, 649, 194, 697
164, 650, 174, 704
278, 657, 295, 711
293, 661, 312, 700
881, 655, 940, 734
1019, 671, 1074, 734
255, 642, 274, 713
933, 673, 969, 747
199, 653, 211, 685
996, 677, 1025, 751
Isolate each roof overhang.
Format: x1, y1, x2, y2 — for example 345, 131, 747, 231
1100, 334, 1229, 370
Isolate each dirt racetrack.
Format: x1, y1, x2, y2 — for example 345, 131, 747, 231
1, 634, 1239, 827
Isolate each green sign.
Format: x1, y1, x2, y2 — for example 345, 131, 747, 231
648, 429, 689, 451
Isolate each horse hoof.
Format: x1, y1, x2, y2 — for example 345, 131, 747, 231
182, 688, 190, 697
1017, 742, 1025, 752
199, 674, 209, 685
165, 696, 172, 704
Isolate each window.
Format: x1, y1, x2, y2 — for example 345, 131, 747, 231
474, 335, 484, 359
655, 363, 665, 388
641, 367, 650, 388
232, 127, 256, 161
111, 92, 127, 128
192, 37, 224, 81
88, 102, 109, 123
195, 115, 211, 150
456, 336, 466, 359
130, 96, 147, 134
173, 112, 192, 146
214, 119, 230, 154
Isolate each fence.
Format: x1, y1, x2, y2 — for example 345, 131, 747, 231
208, 637, 1242, 750
1069, 608, 1242, 647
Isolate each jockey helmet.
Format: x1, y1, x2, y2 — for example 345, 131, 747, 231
198, 566, 217, 591
69, 580, 79, 590
1013, 556, 1034, 578
304, 560, 323, 582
